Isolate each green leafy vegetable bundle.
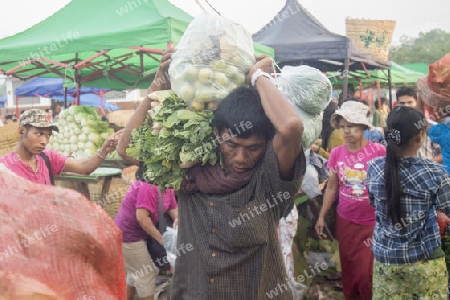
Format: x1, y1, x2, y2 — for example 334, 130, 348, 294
127, 91, 219, 190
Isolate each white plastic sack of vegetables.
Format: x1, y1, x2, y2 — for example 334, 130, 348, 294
277, 65, 332, 115
295, 106, 323, 149
47, 106, 114, 158
169, 12, 256, 111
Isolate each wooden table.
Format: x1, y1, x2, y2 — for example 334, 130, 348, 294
55, 168, 122, 201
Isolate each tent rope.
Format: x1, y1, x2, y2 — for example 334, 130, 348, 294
195, 0, 221, 16
195, 0, 207, 12
204, 0, 221, 16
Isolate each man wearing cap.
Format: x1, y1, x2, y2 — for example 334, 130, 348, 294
0, 109, 119, 186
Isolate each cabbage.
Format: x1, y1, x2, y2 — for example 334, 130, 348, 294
88, 133, 100, 145
78, 133, 88, 142
46, 105, 115, 158
59, 109, 68, 119
66, 115, 74, 123
69, 136, 78, 144
101, 132, 111, 140
72, 127, 81, 135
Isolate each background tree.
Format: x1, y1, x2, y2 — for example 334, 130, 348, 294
391, 29, 450, 64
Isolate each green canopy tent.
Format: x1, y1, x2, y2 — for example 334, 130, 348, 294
329, 62, 426, 87
401, 63, 429, 75
0, 0, 274, 106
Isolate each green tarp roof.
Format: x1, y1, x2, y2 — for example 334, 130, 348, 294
401, 63, 429, 75
328, 62, 426, 87
0, 0, 274, 90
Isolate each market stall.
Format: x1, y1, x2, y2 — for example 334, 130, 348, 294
253, 0, 389, 100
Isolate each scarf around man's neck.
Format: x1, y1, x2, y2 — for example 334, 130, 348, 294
180, 163, 256, 194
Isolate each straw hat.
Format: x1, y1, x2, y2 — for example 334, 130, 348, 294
330, 101, 372, 129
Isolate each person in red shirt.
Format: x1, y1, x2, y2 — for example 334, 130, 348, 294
0, 109, 119, 185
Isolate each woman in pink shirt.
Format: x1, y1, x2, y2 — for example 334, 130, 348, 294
114, 179, 178, 300
315, 100, 386, 300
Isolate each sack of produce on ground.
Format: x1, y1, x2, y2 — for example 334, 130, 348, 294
47, 105, 114, 158
169, 12, 256, 111
0, 164, 125, 299
276, 65, 332, 115
126, 91, 218, 190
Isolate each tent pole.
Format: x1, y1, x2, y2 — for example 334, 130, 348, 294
100, 92, 105, 116
75, 53, 80, 106
359, 79, 363, 99
387, 68, 393, 109
76, 82, 81, 106
342, 58, 350, 100
64, 86, 68, 109
376, 80, 382, 127
15, 96, 19, 119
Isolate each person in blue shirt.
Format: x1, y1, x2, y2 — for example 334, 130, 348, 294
430, 117, 450, 173
367, 105, 450, 299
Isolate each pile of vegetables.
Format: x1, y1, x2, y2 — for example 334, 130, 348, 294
169, 12, 255, 111
47, 106, 114, 158
126, 91, 219, 190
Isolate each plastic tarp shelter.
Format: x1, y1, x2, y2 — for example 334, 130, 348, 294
401, 63, 429, 74
328, 62, 426, 87
6, 77, 108, 98
252, 0, 390, 72
0, 0, 274, 95
253, 0, 391, 100
52, 94, 120, 111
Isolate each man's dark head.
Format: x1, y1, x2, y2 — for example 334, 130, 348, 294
212, 86, 275, 141
212, 86, 275, 173
396, 86, 417, 108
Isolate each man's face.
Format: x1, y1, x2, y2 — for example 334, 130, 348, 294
218, 130, 268, 174
397, 95, 417, 108
21, 126, 53, 155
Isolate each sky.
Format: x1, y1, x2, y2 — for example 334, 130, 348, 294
0, 0, 449, 45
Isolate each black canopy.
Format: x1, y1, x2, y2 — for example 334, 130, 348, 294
252, 0, 390, 72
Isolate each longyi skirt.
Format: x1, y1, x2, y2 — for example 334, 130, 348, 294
372, 257, 448, 299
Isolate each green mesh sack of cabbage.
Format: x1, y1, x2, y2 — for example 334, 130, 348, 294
295, 108, 323, 149
277, 65, 332, 115
47, 106, 113, 158
168, 12, 255, 112
277, 65, 331, 148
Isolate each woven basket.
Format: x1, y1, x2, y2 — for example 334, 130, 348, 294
0, 123, 19, 156
346, 18, 396, 63
55, 178, 130, 219
89, 178, 130, 219
0, 122, 19, 142
106, 110, 135, 128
